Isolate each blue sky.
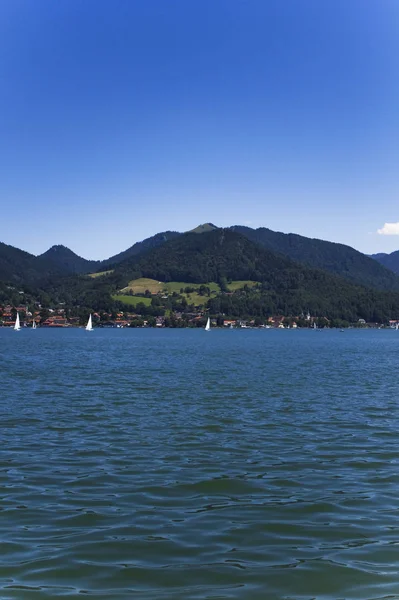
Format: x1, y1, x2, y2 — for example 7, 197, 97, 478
1, 0, 399, 259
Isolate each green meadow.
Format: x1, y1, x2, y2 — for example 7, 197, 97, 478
88, 270, 114, 278
120, 278, 163, 294
115, 279, 258, 309
112, 294, 152, 307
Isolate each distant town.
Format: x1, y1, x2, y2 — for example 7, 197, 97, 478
1, 303, 398, 330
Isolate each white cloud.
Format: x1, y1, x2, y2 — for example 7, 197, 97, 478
377, 222, 399, 235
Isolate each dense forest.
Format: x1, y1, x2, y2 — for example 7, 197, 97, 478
371, 250, 399, 275
231, 226, 399, 291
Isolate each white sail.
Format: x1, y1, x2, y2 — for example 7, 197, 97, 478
86, 314, 93, 331
313, 322, 317, 330
32, 319, 37, 329
396, 323, 399, 331
14, 312, 21, 331
205, 317, 211, 331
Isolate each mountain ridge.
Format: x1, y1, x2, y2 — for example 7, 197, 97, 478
371, 250, 399, 275
230, 225, 399, 291
39, 245, 100, 274
3, 228, 399, 323
81, 228, 399, 322
2, 224, 399, 293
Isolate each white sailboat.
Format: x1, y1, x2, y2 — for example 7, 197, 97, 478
14, 312, 21, 331
205, 317, 211, 331
396, 323, 399, 331
32, 319, 37, 329
313, 322, 317, 330
86, 314, 93, 331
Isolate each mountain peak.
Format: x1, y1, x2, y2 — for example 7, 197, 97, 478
38, 245, 98, 274
189, 223, 219, 234
44, 244, 75, 254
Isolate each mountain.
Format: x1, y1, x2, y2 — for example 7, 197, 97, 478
102, 228, 399, 322
4, 228, 399, 323
2, 222, 399, 297
231, 226, 399, 291
371, 251, 399, 275
189, 222, 219, 234
114, 228, 294, 283
0, 241, 65, 286
101, 231, 181, 268
39, 245, 100, 274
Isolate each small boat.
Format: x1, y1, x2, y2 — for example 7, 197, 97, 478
14, 312, 21, 331
205, 317, 211, 331
86, 314, 93, 331
32, 319, 37, 329
313, 322, 317, 330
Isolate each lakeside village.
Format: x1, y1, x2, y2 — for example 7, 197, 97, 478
1, 304, 398, 330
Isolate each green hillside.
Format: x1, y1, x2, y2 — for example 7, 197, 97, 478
232, 225, 399, 291
38, 245, 100, 274
102, 231, 180, 267
114, 229, 293, 283
371, 251, 399, 275
106, 229, 399, 321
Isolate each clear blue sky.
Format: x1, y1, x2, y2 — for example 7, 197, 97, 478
1, 0, 399, 259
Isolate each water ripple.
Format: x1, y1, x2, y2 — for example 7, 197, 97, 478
1, 328, 399, 598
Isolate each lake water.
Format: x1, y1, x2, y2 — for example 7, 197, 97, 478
1, 328, 399, 599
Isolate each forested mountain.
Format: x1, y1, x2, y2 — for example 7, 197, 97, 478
231, 226, 399, 291
3, 228, 399, 323
371, 251, 399, 275
114, 228, 293, 283
2, 222, 399, 300
101, 231, 181, 268
0, 231, 181, 284
39, 245, 100, 274
97, 228, 399, 322
0, 241, 65, 285
189, 223, 218, 234
39, 232, 182, 273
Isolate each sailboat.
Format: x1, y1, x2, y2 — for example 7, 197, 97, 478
396, 323, 399, 331
313, 322, 317, 330
14, 312, 21, 331
86, 314, 93, 331
205, 317, 211, 331
32, 319, 37, 329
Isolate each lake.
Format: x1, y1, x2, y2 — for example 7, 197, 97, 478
1, 328, 399, 599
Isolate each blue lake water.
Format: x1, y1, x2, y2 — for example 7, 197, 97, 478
1, 327, 399, 599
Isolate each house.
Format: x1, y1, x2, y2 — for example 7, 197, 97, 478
42, 317, 68, 327
115, 319, 129, 328
223, 320, 236, 327
268, 316, 285, 328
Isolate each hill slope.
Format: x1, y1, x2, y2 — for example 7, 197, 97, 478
102, 231, 181, 267
0, 241, 66, 286
98, 228, 399, 322
114, 228, 294, 283
189, 222, 219, 234
3, 222, 399, 296
371, 251, 399, 275
39, 245, 100, 274
231, 226, 399, 291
